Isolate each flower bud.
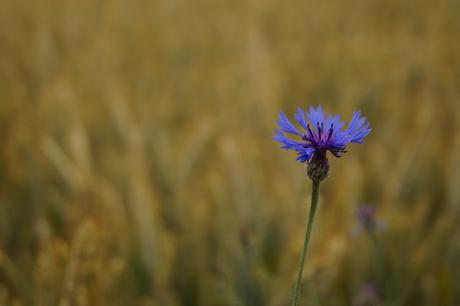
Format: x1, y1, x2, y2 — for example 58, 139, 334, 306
306, 152, 329, 182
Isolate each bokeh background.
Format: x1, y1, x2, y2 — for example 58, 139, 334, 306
1, 0, 460, 305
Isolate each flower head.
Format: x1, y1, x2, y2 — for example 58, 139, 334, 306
273, 106, 371, 180
356, 205, 377, 233
353, 283, 380, 306
353, 204, 386, 236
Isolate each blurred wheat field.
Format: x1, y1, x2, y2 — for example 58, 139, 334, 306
1, 0, 460, 305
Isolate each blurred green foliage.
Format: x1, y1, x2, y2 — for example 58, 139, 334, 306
1, 0, 460, 305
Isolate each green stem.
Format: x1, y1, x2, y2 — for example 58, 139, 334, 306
370, 232, 386, 299
291, 180, 320, 306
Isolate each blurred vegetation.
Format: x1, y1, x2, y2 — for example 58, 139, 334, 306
1, 0, 460, 305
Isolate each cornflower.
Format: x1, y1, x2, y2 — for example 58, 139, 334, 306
274, 105, 371, 306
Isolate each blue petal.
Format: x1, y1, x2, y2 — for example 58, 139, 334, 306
346, 111, 365, 132
294, 108, 309, 131
296, 152, 310, 163
351, 125, 371, 143
273, 129, 314, 162
306, 105, 325, 127
329, 130, 350, 148
346, 111, 371, 143
272, 130, 304, 150
276, 112, 303, 136
298, 147, 314, 162
326, 114, 345, 131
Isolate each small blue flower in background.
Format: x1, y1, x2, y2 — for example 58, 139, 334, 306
353, 283, 381, 306
356, 205, 377, 232
353, 204, 386, 237
273, 106, 371, 164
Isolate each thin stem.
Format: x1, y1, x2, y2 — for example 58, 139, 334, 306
370, 232, 386, 300
291, 180, 320, 306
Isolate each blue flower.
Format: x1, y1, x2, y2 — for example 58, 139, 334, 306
273, 106, 371, 164
356, 205, 377, 233
353, 283, 380, 306
353, 204, 386, 236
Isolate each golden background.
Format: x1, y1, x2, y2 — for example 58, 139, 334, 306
0, 0, 459, 305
